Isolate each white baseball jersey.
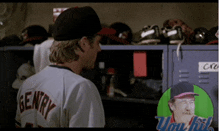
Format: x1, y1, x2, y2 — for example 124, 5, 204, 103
15, 65, 105, 128
33, 38, 53, 73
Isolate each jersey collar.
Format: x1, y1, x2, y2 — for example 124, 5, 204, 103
49, 65, 75, 73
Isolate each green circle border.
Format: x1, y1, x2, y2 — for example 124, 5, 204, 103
157, 85, 214, 118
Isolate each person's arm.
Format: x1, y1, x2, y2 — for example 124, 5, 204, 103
67, 80, 105, 127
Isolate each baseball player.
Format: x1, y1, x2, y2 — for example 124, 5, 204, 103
167, 82, 208, 131
15, 6, 116, 128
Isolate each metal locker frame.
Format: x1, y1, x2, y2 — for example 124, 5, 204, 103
168, 45, 218, 128
0, 45, 168, 128
100, 45, 169, 93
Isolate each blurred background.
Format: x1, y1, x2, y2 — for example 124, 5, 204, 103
0, 3, 218, 39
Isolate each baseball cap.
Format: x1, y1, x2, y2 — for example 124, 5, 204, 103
53, 6, 116, 41
20, 25, 49, 45
107, 22, 133, 45
170, 82, 199, 100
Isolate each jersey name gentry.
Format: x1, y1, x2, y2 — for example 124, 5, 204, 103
19, 90, 56, 120
15, 65, 105, 127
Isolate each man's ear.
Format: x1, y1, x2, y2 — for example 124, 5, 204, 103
76, 37, 88, 53
168, 102, 175, 111
77, 36, 90, 52
80, 36, 90, 46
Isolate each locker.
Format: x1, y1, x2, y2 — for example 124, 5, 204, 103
168, 45, 218, 128
0, 45, 167, 128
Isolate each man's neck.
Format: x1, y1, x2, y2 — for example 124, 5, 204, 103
55, 61, 82, 75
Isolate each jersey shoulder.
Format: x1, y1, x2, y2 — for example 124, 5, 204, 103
63, 70, 97, 92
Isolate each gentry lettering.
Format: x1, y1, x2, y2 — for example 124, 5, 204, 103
19, 91, 56, 120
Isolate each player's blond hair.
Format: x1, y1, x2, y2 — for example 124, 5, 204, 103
49, 36, 95, 64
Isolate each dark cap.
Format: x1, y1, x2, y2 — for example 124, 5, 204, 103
53, 6, 116, 41
100, 22, 132, 45
170, 82, 199, 100
20, 25, 49, 45
22, 25, 49, 38
207, 26, 218, 45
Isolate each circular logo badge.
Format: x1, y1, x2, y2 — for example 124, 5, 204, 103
157, 85, 214, 118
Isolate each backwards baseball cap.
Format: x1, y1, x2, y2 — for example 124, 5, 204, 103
53, 6, 116, 41
170, 82, 199, 100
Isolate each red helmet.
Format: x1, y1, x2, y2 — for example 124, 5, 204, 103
101, 22, 133, 45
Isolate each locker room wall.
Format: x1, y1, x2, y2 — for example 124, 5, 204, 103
1, 3, 27, 39
4, 2, 218, 37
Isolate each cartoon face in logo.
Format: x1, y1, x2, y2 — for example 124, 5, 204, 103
169, 95, 195, 126
168, 82, 199, 128
156, 82, 214, 131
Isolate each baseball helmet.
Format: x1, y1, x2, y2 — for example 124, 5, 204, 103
102, 22, 132, 45
206, 26, 218, 45
192, 27, 209, 44
163, 19, 194, 44
20, 25, 49, 46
